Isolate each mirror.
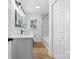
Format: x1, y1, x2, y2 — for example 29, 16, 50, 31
15, 10, 23, 28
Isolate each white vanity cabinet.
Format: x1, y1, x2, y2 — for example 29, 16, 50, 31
10, 38, 33, 59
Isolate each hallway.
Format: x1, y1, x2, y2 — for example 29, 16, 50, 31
33, 42, 53, 59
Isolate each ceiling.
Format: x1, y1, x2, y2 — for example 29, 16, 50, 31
19, 0, 49, 16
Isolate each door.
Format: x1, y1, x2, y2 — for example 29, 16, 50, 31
8, 40, 12, 59
52, 0, 70, 59
11, 38, 32, 59
52, 0, 65, 59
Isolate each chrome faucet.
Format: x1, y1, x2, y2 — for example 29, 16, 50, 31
21, 30, 24, 35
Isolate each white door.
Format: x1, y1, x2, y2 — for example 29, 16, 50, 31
52, 0, 70, 59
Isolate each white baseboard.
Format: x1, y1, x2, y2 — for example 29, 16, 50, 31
48, 51, 53, 57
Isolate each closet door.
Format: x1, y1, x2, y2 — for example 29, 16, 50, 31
53, 0, 65, 58
52, 0, 69, 59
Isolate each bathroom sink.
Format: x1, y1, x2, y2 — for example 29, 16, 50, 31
9, 33, 33, 38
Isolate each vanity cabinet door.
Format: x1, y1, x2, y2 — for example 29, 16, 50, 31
11, 38, 32, 59
8, 41, 11, 59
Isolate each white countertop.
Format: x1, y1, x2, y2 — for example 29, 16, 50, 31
9, 33, 33, 38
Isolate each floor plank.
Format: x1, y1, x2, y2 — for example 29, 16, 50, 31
33, 42, 53, 59
33, 42, 45, 48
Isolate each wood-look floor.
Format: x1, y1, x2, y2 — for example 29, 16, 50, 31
33, 42, 54, 59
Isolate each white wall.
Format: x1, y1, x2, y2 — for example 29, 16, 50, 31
8, 0, 25, 37
25, 14, 41, 42
8, 0, 11, 37
8, 0, 20, 37
41, 15, 49, 37
48, 0, 53, 56
41, 14, 49, 51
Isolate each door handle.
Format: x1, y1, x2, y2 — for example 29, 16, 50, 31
8, 38, 13, 42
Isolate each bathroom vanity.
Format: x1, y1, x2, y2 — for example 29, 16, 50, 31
8, 0, 33, 59
8, 34, 33, 59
